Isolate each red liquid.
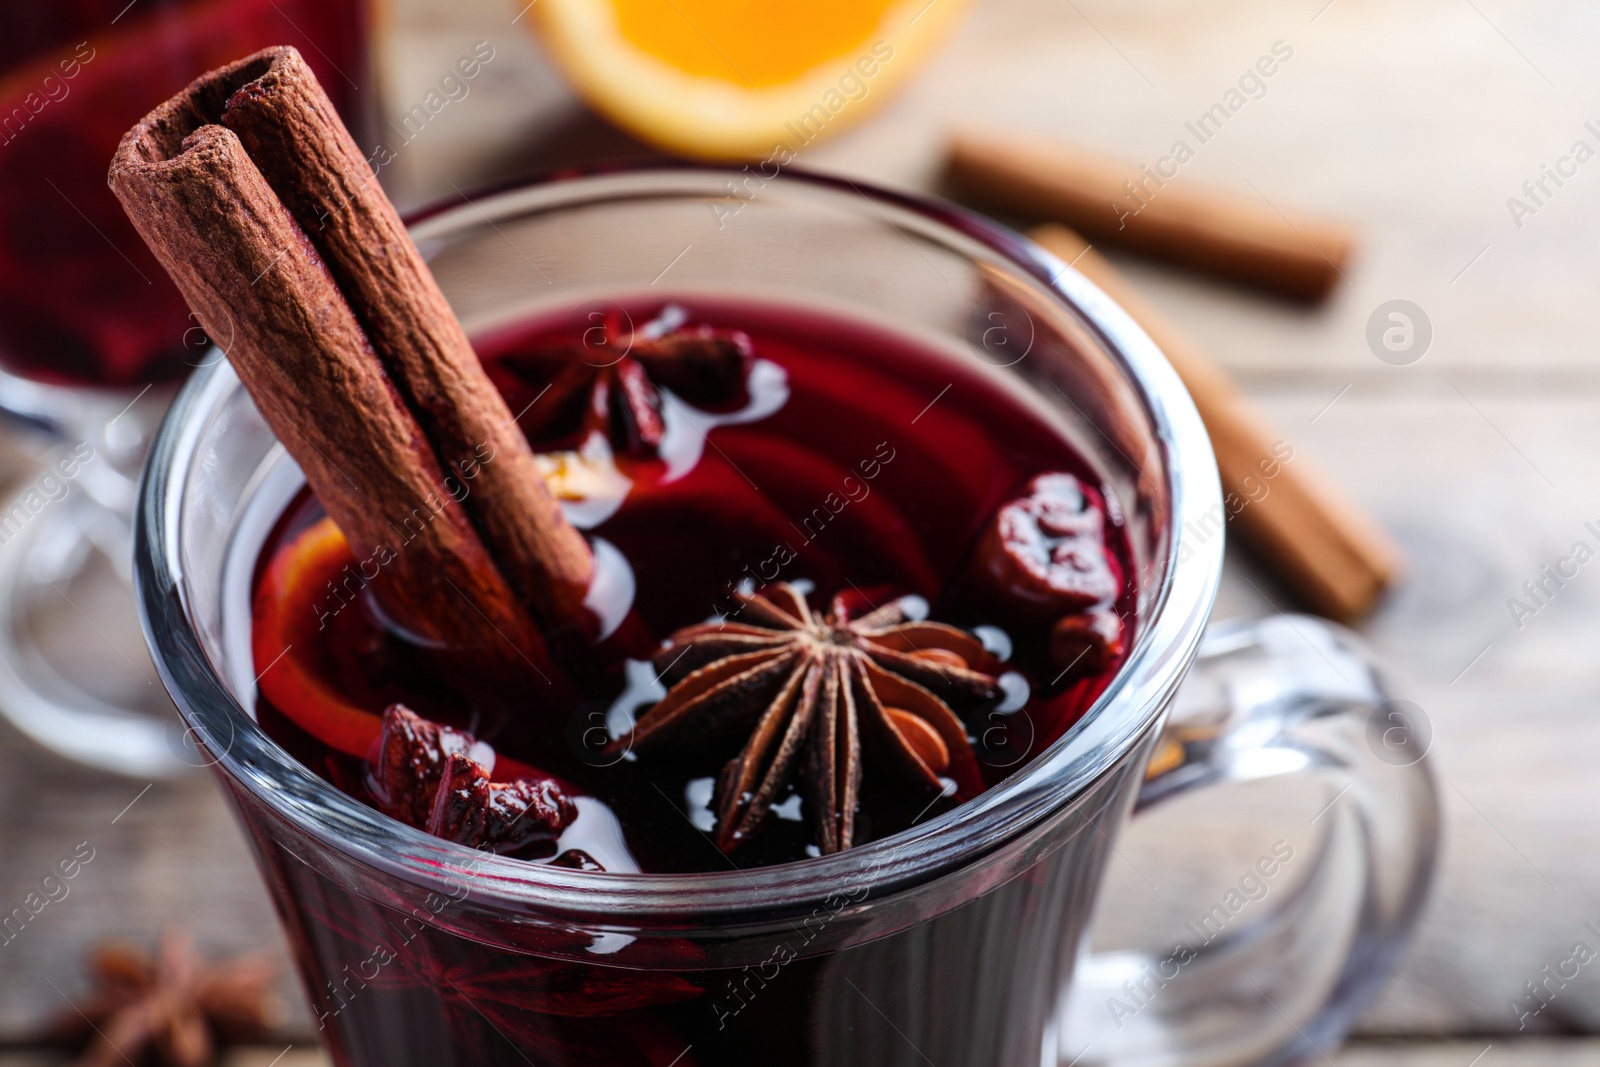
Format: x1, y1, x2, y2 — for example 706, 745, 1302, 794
253, 299, 1136, 872
248, 299, 1139, 1066
0, 0, 368, 387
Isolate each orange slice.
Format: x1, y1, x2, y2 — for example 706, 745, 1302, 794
252, 518, 385, 757
524, 0, 971, 160
251, 518, 551, 779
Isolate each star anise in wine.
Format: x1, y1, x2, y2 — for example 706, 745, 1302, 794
55, 930, 281, 1067
370, 705, 578, 856
512, 315, 752, 456
613, 583, 1003, 854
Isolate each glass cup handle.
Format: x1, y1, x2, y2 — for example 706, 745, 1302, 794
1057, 615, 1441, 1067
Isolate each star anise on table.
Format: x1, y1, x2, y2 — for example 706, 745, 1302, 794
512, 316, 752, 456
54, 930, 282, 1067
612, 583, 1003, 854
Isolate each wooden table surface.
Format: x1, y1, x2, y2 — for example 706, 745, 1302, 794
3, 0, 1598, 1060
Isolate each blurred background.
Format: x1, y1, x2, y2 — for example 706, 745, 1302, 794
1, 0, 1598, 1063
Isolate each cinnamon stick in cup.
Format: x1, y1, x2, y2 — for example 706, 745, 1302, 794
1029, 224, 1401, 620
948, 129, 1355, 303
217, 49, 592, 630
108, 48, 589, 671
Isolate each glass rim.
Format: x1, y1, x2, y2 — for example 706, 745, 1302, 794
135, 164, 1223, 924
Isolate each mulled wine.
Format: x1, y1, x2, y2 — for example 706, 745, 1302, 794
250, 298, 1136, 875
234, 297, 1137, 1065
0, 0, 367, 386
113, 55, 1146, 1060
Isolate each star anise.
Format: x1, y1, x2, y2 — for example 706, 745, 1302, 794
614, 583, 1003, 854
55, 930, 282, 1067
512, 316, 752, 456
370, 705, 578, 856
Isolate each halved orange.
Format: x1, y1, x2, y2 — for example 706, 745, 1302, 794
524, 0, 971, 160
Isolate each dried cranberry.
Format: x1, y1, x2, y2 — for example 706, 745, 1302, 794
977, 473, 1120, 616
371, 704, 483, 826
492, 323, 751, 456
631, 327, 752, 406
1049, 608, 1126, 679
607, 357, 666, 453
371, 705, 577, 853
487, 777, 578, 853
427, 753, 490, 845
550, 849, 605, 871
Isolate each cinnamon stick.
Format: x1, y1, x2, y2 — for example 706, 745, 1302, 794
107, 50, 565, 670
1029, 224, 1402, 620
948, 129, 1355, 303
216, 48, 593, 631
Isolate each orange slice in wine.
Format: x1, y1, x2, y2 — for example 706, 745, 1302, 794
252, 517, 383, 757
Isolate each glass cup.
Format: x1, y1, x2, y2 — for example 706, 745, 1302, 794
136, 168, 1439, 1067
0, 0, 371, 776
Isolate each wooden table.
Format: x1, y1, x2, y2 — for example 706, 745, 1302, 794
2, 0, 1597, 1060
0, 1042, 1575, 1067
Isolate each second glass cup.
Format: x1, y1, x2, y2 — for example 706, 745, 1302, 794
0, 0, 371, 776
